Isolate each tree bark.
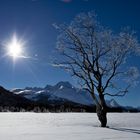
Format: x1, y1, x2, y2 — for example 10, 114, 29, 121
96, 93, 107, 127
96, 105, 107, 127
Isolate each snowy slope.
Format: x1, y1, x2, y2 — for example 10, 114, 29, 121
50, 82, 94, 105
0, 113, 140, 140
106, 99, 121, 108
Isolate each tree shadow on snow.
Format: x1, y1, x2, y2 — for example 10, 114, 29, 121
108, 127, 140, 135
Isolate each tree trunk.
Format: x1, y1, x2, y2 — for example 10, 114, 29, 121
96, 92, 107, 127
90, 88, 107, 127
96, 105, 107, 127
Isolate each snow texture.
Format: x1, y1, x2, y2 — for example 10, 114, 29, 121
0, 113, 140, 140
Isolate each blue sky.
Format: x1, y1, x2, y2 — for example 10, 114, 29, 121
0, 0, 140, 107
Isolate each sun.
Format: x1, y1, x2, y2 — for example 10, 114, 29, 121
7, 35, 23, 59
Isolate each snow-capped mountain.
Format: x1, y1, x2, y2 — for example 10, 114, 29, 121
106, 99, 121, 108
12, 81, 94, 106
12, 81, 121, 108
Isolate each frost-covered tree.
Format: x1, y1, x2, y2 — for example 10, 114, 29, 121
54, 12, 140, 127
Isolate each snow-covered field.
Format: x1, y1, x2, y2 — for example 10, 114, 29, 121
0, 113, 140, 140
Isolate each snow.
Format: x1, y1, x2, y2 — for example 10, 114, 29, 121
52, 88, 93, 105
106, 99, 120, 108
36, 90, 46, 94
59, 85, 64, 89
18, 90, 32, 94
0, 113, 140, 140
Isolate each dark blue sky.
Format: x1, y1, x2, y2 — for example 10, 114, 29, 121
0, 0, 140, 107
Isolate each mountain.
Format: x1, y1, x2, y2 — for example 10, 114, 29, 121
0, 81, 139, 112
12, 81, 95, 106
12, 81, 122, 108
0, 86, 34, 108
106, 99, 121, 108
0, 82, 139, 112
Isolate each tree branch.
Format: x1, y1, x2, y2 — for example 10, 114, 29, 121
104, 85, 130, 97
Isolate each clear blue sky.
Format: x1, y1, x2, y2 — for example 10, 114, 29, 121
0, 0, 140, 107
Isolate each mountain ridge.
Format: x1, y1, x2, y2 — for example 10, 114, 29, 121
12, 81, 95, 106
12, 81, 120, 108
0, 82, 139, 112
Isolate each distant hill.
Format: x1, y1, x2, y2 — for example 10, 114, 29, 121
0, 86, 35, 111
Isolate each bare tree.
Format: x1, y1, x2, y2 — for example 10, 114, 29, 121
53, 12, 140, 127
